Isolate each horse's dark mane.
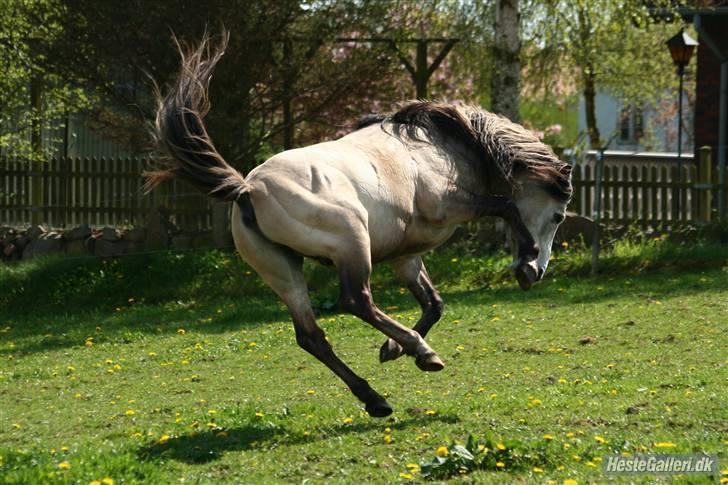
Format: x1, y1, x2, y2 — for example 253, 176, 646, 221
388, 101, 572, 201
354, 113, 387, 131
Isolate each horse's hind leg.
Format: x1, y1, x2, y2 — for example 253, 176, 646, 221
337, 252, 444, 372
231, 213, 392, 417
380, 256, 444, 363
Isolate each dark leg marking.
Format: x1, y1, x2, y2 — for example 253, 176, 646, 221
338, 266, 444, 372
289, 301, 392, 417
380, 257, 444, 363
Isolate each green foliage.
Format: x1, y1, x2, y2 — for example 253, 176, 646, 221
0, 0, 92, 159
524, 0, 684, 146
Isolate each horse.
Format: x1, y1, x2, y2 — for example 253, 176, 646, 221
146, 34, 573, 418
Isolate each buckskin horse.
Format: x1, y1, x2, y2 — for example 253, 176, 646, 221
146, 34, 573, 417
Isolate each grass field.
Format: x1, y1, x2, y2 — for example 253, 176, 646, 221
1, 239, 726, 484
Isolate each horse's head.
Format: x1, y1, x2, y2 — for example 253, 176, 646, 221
507, 173, 571, 290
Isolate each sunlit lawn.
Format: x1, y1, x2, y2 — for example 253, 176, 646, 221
1, 242, 726, 483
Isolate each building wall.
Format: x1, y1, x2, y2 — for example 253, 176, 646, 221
693, 15, 728, 166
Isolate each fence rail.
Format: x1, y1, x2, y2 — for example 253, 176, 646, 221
2, 152, 726, 230
568, 149, 725, 228
1, 157, 212, 229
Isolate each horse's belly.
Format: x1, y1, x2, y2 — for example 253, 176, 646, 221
374, 219, 456, 262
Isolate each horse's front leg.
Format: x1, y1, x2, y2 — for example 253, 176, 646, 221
338, 259, 444, 373
379, 256, 443, 363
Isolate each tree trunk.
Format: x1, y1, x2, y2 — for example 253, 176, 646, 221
583, 67, 601, 148
491, 0, 520, 122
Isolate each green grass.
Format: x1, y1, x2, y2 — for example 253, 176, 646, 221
1, 240, 727, 484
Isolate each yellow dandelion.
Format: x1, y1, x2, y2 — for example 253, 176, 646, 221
90, 481, 102, 485
383, 434, 393, 444
425, 409, 436, 416
565, 431, 575, 438
399, 472, 413, 479
406, 463, 420, 472
564, 480, 578, 485
58, 461, 71, 470
158, 434, 170, 444
654, 442, 676, 448
306, 389, 315, 395
543, 434, 554, 441
125, 409, 135, 416
595, 435, 606, 444
533, 467, 544, 473
248, 342, 257, 347
254, 411, 264, 417
558, 378, 567, 384
435, 446, 448, 457
342, 417, 353, 424
530, 398, 542, 406
496, 443, 506, 450
496, 461, 505, 468
101, 479, 114, 485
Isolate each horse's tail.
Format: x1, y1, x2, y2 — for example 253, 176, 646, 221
145, 31, 247, 202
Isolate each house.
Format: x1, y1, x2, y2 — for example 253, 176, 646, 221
577, 91, 694, 153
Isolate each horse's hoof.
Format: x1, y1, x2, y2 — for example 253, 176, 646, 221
379, 338, 404, 363
365, 399, 393, 418
415, 353, 445, 372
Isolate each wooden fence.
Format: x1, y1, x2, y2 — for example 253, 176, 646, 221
1, 152, 726, 230
0, 157, 212, 229
568, 150, 725, 228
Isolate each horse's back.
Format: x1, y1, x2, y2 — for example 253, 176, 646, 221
243, 126, 417, 262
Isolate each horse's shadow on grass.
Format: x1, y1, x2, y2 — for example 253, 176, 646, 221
138, 414, 459, 464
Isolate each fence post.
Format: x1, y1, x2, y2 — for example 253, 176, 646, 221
212, 202, 232, 248
30, 73, 44, 226
697, 146, 713, 222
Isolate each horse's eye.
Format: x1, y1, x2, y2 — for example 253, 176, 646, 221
553, 213, 565, 224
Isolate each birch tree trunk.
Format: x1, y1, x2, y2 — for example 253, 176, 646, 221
491, 0, 521, 122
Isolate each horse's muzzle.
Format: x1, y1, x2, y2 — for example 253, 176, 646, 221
514, 259, 539, 291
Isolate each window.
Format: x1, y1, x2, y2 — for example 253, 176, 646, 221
618, 106, 643, 145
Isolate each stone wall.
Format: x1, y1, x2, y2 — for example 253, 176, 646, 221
1, 209, 595, 263
0, 207, 220, 263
